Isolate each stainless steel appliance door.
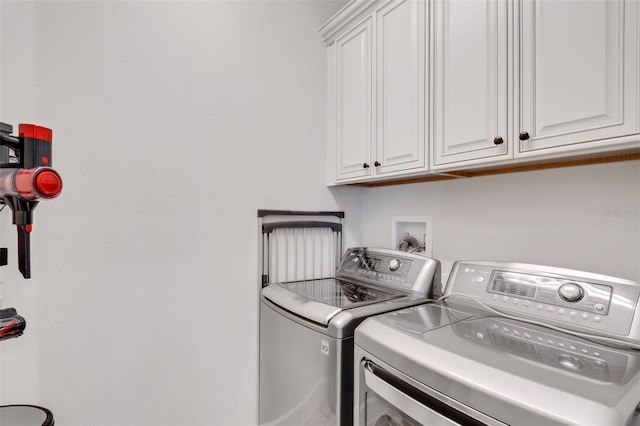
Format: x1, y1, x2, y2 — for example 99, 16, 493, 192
354, 355, 505, 426
361, 363, 453, 426
259, 299, 352, 426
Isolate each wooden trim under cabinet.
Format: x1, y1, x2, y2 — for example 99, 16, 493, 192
351, 150, 640, 187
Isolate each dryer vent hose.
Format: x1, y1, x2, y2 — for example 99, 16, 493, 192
399, 233, 421, 252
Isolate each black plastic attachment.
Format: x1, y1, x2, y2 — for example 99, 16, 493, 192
3, 196, 38, 279
258, 210, 344, 219
0, 123, 12, 134
0, 122, 19, 167
0, 307, 26, 341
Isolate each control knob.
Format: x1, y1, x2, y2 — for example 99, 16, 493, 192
558, 282, 584, 302
388, 258, 402, 272
558, 355, 584, 371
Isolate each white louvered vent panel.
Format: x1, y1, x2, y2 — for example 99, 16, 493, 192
258, 211, 344, 287
269, 227, 338, 283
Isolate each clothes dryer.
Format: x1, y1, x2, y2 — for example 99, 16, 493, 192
354, 261, 640, 425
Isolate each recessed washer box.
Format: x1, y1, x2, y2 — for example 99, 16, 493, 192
391, 216, 432, 257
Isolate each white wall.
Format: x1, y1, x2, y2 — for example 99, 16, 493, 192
2, 1, 639, 425
359, 160, 640, 283
0, 1, 358, 425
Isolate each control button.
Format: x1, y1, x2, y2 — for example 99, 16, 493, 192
537, 304, 544, 310
523, 333, 532, 339
559, 355, 584, 371
594, 303, 606, 313
569, 311, 576, 317
502, 297, 508, 303
558, 282, 584, 302
558, 309, 566, 315
523, 301, 531, 307
582, 314, 589, 320
492, 295, 498, 301
546, 306, 554, 312
594, 316, 601, 322
388, 259, 401, 271
512, 299, 519, 305
476, 276, 485, 283
475, 332, 484, 340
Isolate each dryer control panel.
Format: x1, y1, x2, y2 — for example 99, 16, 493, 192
488, 271, 612, 315
445, 261, 640, 344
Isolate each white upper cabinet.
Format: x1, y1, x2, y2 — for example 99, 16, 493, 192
517, 0, 639, 155
321, 0, 640, 185
334, 17, 373, 181
375, 0, 427, 175
323, 0, 427, 184
431, 0, 509, 169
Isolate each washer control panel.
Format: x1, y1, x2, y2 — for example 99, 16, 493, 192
445, 261, 640, 340
339, 251, 413, 287
336, 247, 441, 297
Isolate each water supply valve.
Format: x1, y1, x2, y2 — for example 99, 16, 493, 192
0, 122, 63, 278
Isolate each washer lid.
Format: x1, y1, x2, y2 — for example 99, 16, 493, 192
263, 278, 404, 326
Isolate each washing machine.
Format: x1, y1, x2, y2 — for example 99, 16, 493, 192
354, 261, 640, 425
259, 247, 441, 426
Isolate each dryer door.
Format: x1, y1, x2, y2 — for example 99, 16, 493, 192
356, 360, 504, 426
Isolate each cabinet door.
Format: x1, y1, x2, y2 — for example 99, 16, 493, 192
431, 0, 509, 168
519, 0, 639, 154
375, 0, 427, 175
335, 17, 373, 181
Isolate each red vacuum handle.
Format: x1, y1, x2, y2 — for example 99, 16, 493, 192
0, 122, 62, 279
0, 167, 63, 201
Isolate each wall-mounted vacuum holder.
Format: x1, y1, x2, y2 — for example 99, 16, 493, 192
0, 122, 63, 279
